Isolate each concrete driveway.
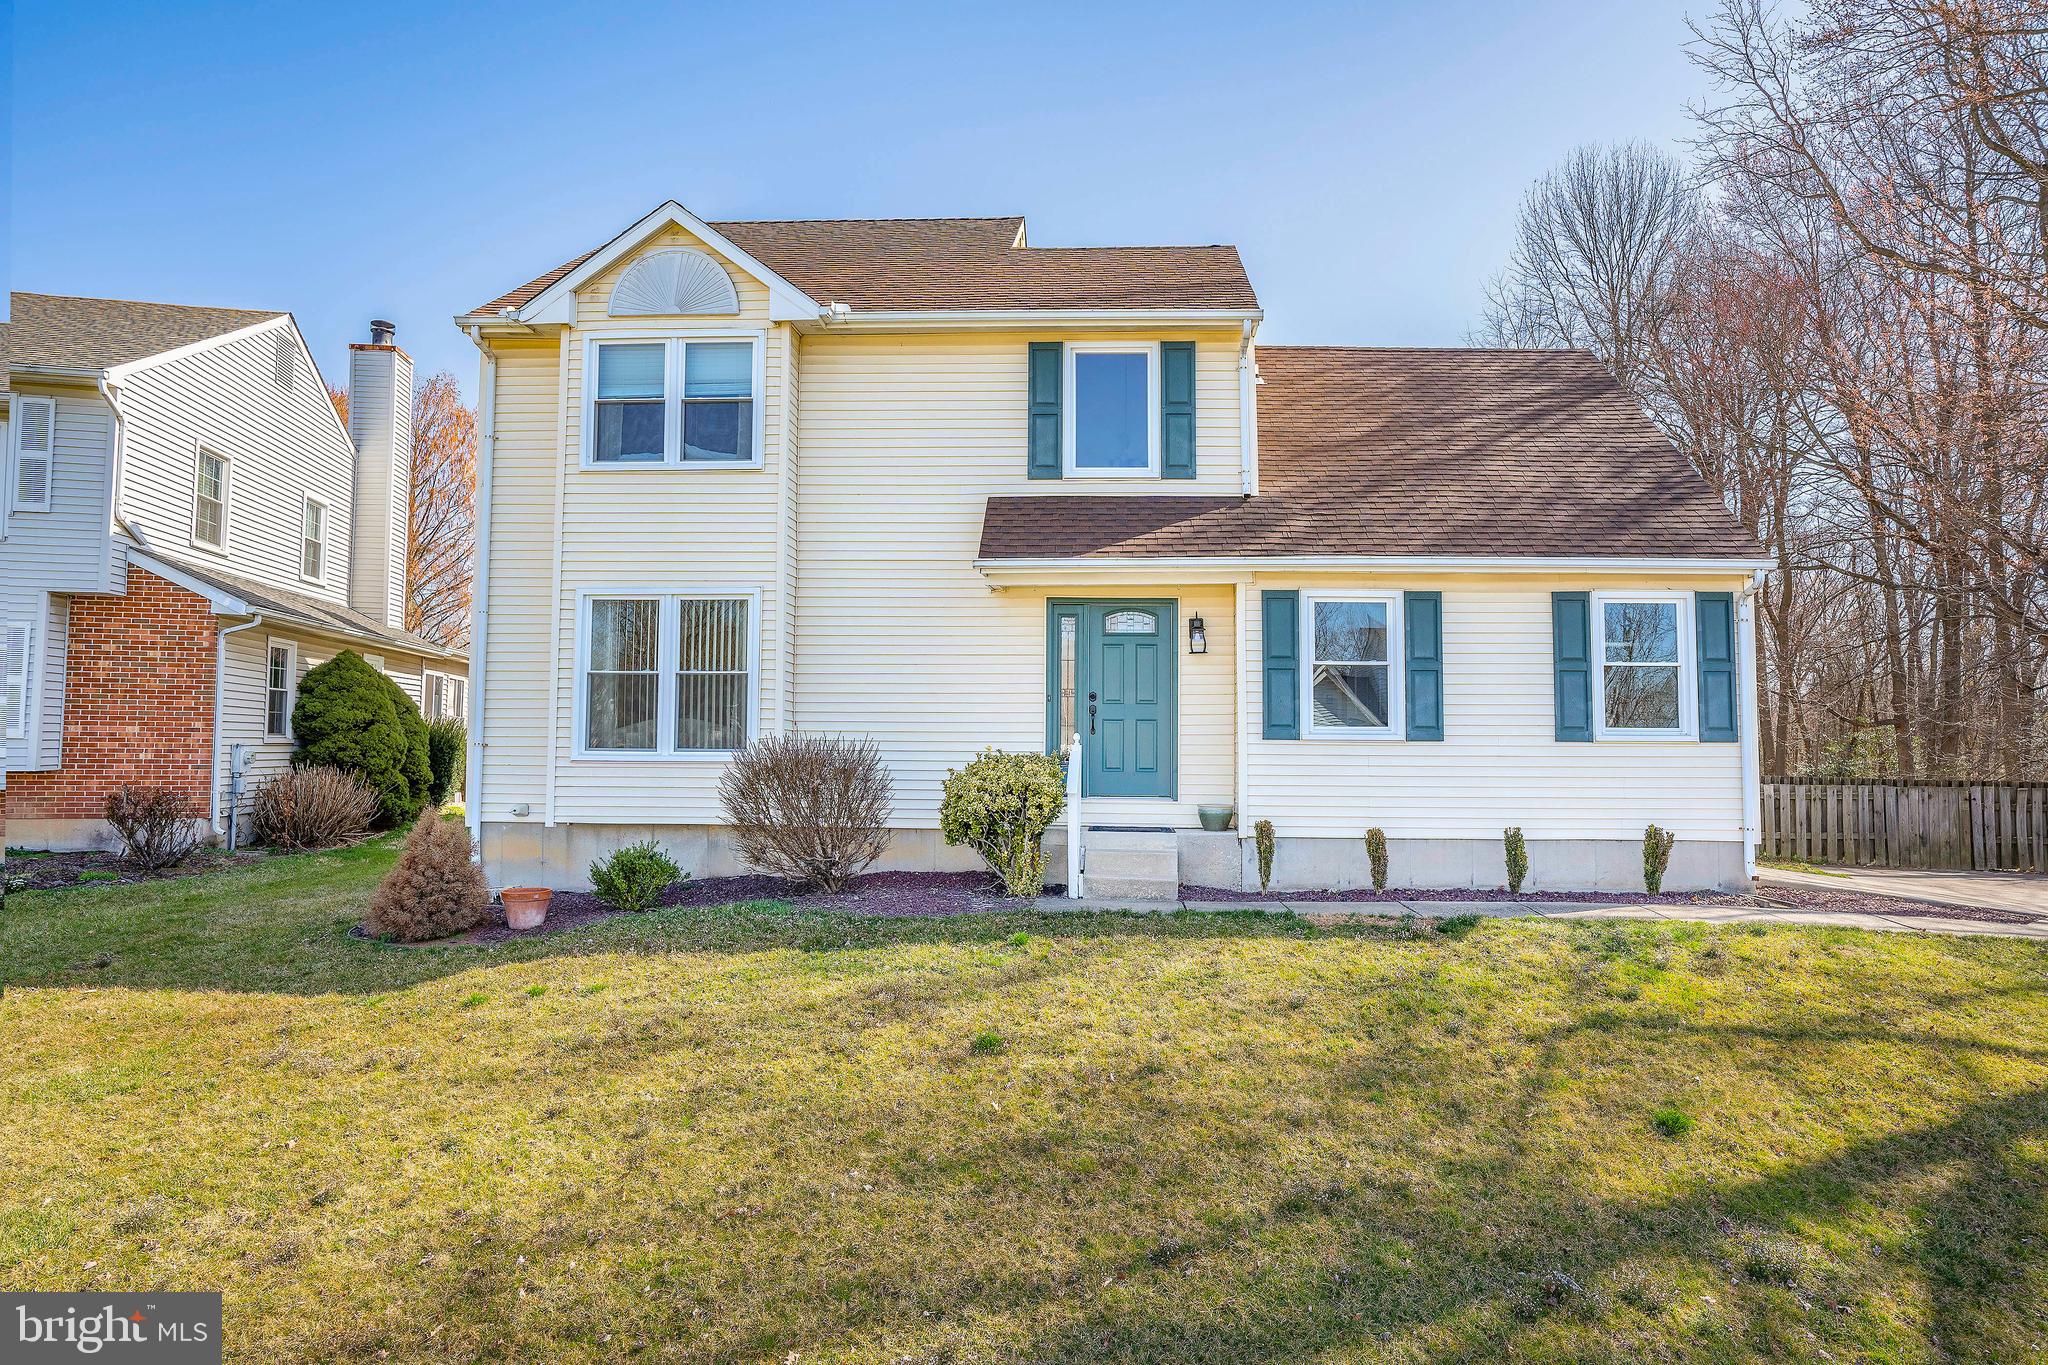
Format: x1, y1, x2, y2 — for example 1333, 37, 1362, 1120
1762, 865, 2048, 917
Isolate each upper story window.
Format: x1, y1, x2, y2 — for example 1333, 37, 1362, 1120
300, 497, 327, 583
1306, 593, 1403, 737
1064, 342, 1158, 476
193, 447, 230, 551
1595, 593, 1693, 737
586, 336, 760, 469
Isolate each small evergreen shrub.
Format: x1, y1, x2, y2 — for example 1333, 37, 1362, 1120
362, 812, 489, 942
252, 766, 378, 849
588, 840, 682, 911
718, 732, 893, 891
1365, 827, 1389, 891
1504, 826, 1529, 894
939, 748, 1066, 896
291, 651, 431, 827
426, 719, 466, 806
1254, 819, 1276, 891
104, 785, 202, 870
1642, 824, 1677, 893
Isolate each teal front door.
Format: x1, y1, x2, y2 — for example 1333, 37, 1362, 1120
1049, 600, 1177, 799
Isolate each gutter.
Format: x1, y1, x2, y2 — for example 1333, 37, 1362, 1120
212, 615, 265, 834
976, 554, 1779, 580
464, 326, 498, 852
812, 307, 1265, 333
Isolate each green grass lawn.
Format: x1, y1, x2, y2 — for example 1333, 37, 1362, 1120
5, 841, 2047, 1363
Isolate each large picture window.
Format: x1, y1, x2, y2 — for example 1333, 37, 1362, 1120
579, 592, 755, 756
1064, 342, 1158, 476
1305, 593, 1403, 737
1594, 593, 1693, 737
586, 337, 760, 468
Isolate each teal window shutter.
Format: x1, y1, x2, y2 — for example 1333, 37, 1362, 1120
1160, 341, 1196, 479
1404, 591, 1443, 740
1553, 592, 1593, 741
1262, 590, 1299, 739
1696, 591, 1738, 742
1028, 342, 1062, 479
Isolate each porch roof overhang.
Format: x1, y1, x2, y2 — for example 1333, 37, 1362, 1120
973, 553, 1777, 587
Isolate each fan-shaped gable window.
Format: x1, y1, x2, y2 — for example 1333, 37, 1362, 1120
609, 248, 741, 317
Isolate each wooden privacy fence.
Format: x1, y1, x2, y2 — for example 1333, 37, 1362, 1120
1761, 779, 2048, 873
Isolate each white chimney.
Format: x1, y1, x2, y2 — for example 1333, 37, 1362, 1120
347, 320, 412, 630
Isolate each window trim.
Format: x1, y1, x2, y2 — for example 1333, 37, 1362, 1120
1062, 340, 1161, 478
299, 495, 327, 584
572, 587, 760, 761
264, 638, 297, 740
191, 444, 231, 553
1301, 590, 1406, 741
424, 668, 467, 723
5, 617, 34, 742
1591, 590, 1696, 741
580, 332, 767, 471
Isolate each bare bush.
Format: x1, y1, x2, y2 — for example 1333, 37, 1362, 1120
252, 766, 379, 850
104, 786, 202, 870
718, 732, 894, 892
363, 812, 489, 942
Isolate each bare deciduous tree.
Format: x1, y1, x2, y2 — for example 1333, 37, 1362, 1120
330, 374, 478, 647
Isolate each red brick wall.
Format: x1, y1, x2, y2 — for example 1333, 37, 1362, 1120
9, 568, 217, 823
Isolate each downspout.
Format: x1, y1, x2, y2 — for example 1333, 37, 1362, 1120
1737, 570, 1766, 882
1237, 320, 1259, 496
465, 327, 498, 854
212, 615, 265, 835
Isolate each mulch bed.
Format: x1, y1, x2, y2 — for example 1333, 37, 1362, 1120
1752, 882, 2039, 925
349, 869, 2037, 946
6, 847, 268, 893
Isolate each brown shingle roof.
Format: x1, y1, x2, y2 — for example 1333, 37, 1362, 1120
5, 292, 285, 373
467, 215, 1258, 316
978, 347, 1764, 561
145, 550, 467, 662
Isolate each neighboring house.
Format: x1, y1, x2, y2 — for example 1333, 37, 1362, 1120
459, 204, 1769, 896
1, 295, 466, 849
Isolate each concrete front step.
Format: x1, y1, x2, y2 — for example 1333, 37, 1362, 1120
1083, 875, 1181, 902
1084, 828, 1179, 852
1084, 848, 1177, 881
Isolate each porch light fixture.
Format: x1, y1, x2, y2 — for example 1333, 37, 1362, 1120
1188, 613, 1207, 654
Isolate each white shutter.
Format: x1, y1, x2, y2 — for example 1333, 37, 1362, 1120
4, 621, 31, 740
12, 396, 55, 513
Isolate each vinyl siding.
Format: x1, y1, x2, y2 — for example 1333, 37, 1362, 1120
217, 624, 434, 827
792, 329, 1245, 828
1241, 573, 1747, 841
2, 389, 109, 770
113, 321, 358, 605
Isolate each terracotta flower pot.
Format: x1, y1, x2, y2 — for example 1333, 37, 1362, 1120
500, 887, 551, 931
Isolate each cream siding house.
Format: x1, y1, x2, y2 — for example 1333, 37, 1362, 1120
462, 204, 1768, 896
0, 297, 466, 849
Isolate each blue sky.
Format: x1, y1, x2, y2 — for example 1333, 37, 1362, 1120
13, 1, 1708, 397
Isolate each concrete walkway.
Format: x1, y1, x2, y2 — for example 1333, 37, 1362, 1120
1762, 865, 2048, 917
1034, 895, 2048, 940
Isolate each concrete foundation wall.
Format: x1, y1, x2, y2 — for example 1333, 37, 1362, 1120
487, 822, 1747, 895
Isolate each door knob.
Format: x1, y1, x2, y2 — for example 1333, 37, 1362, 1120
1088, 692, 1098, 734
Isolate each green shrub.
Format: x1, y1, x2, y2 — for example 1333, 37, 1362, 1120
1254, 819, 1276, 891
588, 840, 682, 912
1643, 824, 1677, 893
1436, 912, 1482, 938
1504, 826, 1529, 894
426, 719, 466, 806
291, 651, 431, 827
1365, 827, 1388, 891
938, 748, 1066, 896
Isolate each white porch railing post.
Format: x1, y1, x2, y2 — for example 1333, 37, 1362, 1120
1065, 732, 1083, 898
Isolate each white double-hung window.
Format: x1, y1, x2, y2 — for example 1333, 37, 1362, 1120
265, 641, 296, 739
579, 591, 755, 756
193, 447, 230, 550
1305, 592, 1404, 737
586, 336, 760, 468
1064, 341, 1158, 476
1593, 592, 1694, 737
300, 497, 327, 582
